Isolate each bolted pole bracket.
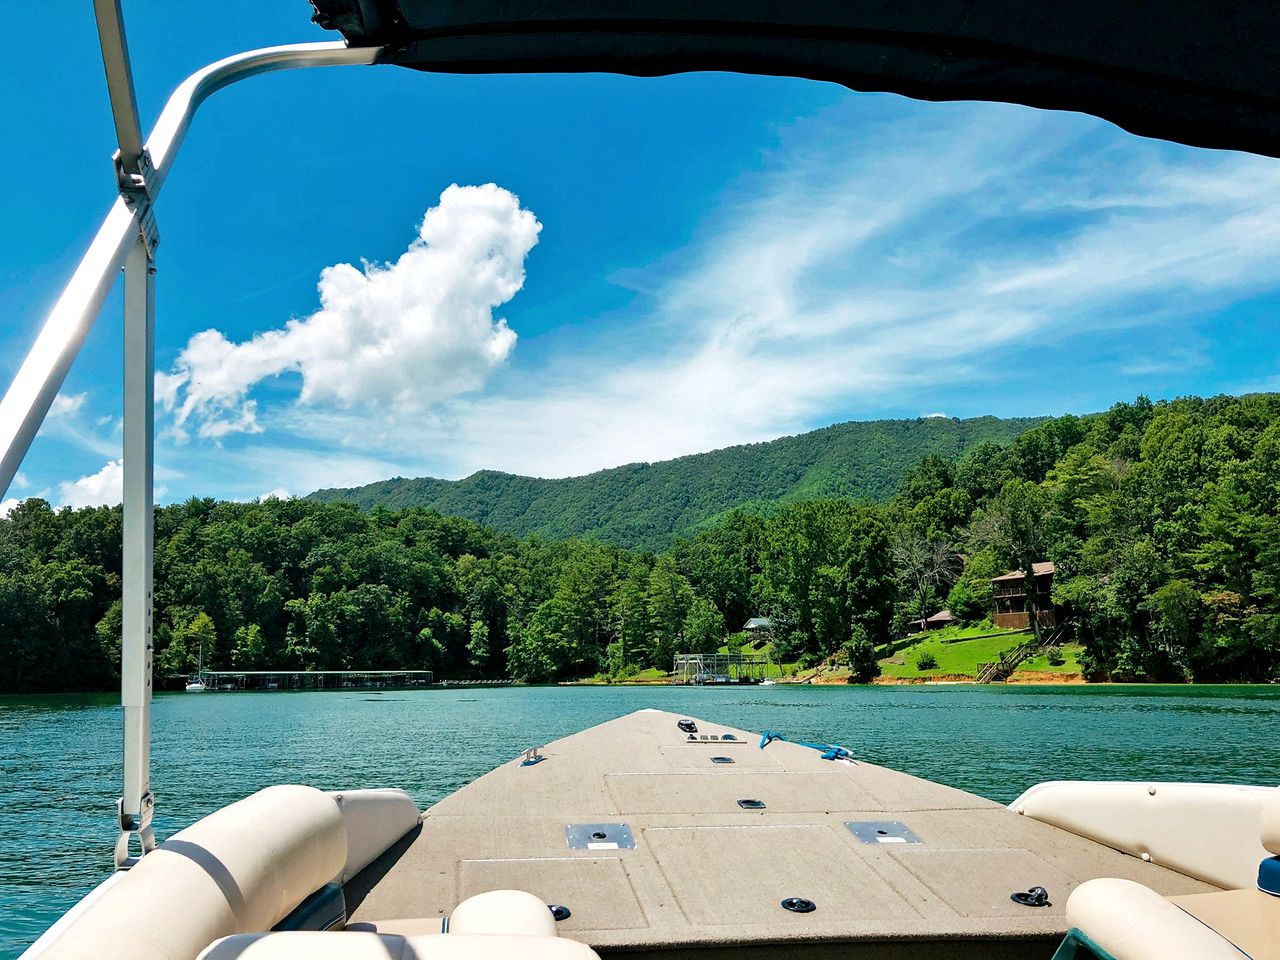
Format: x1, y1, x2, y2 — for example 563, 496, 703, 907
113, 147, 160, 257
114, 790, 156, 869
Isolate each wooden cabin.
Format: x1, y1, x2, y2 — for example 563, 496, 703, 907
926, 609, 955, 630
991, 562, 1058, 629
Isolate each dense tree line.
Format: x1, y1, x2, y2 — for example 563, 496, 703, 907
892, 394, 1280, 681
1, 394, 1277, 693
0, 493, 891, 691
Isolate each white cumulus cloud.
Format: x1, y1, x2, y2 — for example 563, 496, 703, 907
60, 460, 123, 508
1, 498, 20, 517
160, 183, 540, 440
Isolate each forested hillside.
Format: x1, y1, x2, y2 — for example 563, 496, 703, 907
2, 394, 1277, 694
307, 415, 1043, 550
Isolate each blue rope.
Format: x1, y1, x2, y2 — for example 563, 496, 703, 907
759, 729, 853, 761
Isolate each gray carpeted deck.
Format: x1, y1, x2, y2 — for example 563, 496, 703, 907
347, 709, 1216, 958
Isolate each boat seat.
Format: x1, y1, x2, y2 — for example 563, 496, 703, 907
34, 785, 348, 960
1057, 787, 1280, 959
1060, 878, 1246, 959
200, 932, 598, 959
1169, 889, 1280, 960
29, 785, 422, 960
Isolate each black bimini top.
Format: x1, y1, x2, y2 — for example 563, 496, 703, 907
309, 0, 1280, 158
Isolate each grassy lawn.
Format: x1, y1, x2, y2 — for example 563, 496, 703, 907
875, 621, 1013, 657
625, 667, 670, 681
879, 625, 1084, 680
928, 622, 1014, 641
580, 661, 799, 683
879, 634, 1018, 678
1020, 644, 1084, 673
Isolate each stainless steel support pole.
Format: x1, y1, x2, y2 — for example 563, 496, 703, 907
115, 235, 156, 869
92, 0, 145, 175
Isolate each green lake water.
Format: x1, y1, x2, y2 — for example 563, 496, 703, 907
2, 683, 1277, 957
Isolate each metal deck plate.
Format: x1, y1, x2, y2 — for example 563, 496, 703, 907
566, 822, 635, 850
845, 820, 923, 845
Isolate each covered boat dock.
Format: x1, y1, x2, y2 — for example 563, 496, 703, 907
671, 653, 768, 685
193, 670, 434, 691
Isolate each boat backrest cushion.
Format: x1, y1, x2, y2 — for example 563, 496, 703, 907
1065, 878, 1244, 960
1262, 787, 1280, 856
36, 785, 346, 960
327, 788, 421, 883
200, 932, 601, 960
1011, 781, 1276, 889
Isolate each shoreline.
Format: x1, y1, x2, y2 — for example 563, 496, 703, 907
570, 671, 1094, 686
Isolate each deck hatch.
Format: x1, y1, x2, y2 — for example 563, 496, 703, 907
566, 823, 635, 850
845, 820, 923, 844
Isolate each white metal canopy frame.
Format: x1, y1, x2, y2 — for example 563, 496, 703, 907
0, 1, 380, 869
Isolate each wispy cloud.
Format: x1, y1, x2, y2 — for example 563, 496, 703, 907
50, 394, 86, 418
405, 103, 1280, 477
1120, 346, 1208, 377
145, 98, 1280, 493
39, 391, 121, 461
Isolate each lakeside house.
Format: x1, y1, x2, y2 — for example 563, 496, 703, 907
926, 609, 955, 629
905, 608, 956, 633
991, 561, 1058, 629
743, 616, 773, 650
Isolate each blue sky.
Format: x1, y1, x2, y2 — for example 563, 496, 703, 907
4, 2, 1279, 509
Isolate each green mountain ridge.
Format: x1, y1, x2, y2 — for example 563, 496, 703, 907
307, 414, 1047, 549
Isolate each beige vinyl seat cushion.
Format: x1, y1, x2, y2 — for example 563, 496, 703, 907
199, 933, 600, 960
1013, 781, 1276, 889
36, 785, 347, 960
1064, 788, 1280, 960
1170, 889, 1280, 960
329, 788, 423, 884
1263, 787, 1280, 856
1065, 878, 1245, 960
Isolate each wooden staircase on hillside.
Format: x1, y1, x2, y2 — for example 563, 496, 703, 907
975, 621, 1071, 683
